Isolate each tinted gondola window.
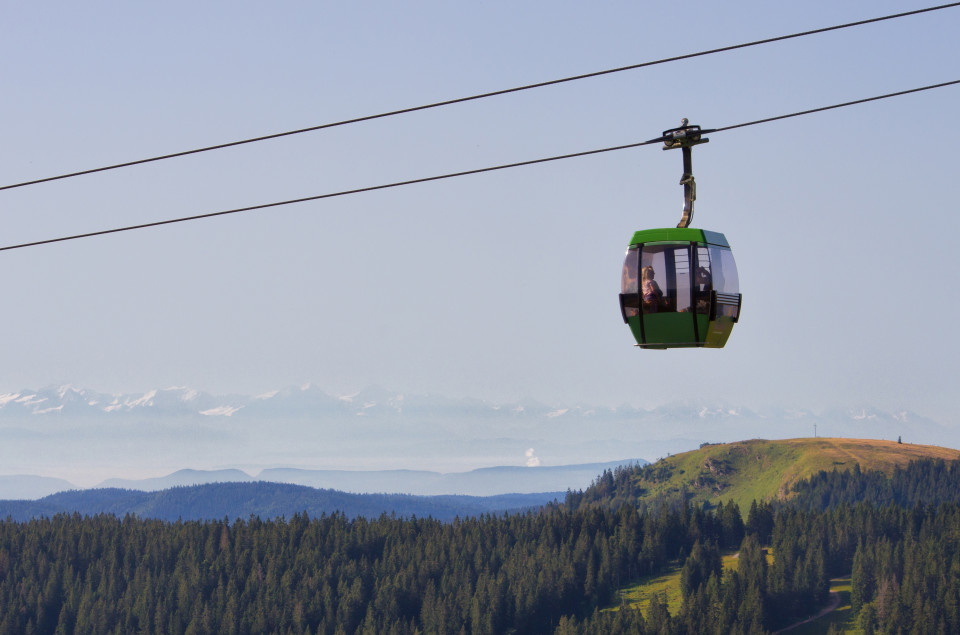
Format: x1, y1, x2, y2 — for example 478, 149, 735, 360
640, 244, 692, 314
693, 246, 711, 314
709, 246, 739, 295
709, 246, 740, 320
620, 246, 640, 318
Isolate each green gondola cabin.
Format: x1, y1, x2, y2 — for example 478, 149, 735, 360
619, 227, 741, 349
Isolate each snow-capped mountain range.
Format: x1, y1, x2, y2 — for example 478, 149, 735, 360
0, 384, 496, 419
1, 384, 952, 501
0, 384, 941, 434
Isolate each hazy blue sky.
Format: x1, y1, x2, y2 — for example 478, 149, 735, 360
2, 2, 958, 421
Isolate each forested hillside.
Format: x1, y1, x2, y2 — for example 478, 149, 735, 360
3, 441, 960, 634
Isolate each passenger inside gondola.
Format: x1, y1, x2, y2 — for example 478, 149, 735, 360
641, 266, 663, 313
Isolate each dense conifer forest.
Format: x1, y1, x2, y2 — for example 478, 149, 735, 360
3, 456, 960, 633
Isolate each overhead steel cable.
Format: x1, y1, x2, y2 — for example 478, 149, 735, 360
0, 139, 665, 252
2, 2, 959, 194
708, 79, 960, 133
2, 78, 957, 254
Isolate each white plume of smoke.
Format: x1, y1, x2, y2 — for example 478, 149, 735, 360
525, 448, 541, 467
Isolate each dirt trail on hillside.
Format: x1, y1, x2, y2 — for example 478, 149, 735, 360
826, 439, 864, 465
773, 591, 841, 633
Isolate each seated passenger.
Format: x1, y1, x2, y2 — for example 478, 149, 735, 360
641, 266, 663, 313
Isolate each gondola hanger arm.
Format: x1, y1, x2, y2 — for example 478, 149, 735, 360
660, 119, 710, 228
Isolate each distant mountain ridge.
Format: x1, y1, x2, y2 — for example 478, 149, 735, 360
0, 482, 562, 523
239, 460, 643, 496
7, 460, 645, 501
0, 475, 76, 501
98, 469, 254, 492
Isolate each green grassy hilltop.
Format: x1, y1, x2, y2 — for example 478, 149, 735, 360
633, 437, 960, 510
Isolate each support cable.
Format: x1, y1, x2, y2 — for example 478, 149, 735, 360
1, 2, 958, 193
1, 78, 957, 253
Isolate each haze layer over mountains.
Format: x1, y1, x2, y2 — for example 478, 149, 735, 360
0, 384, 947, 490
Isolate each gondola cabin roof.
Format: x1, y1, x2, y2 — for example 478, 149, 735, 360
628, 227, 730, 248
